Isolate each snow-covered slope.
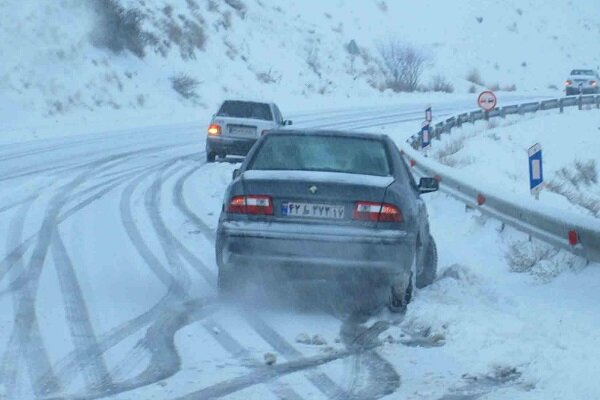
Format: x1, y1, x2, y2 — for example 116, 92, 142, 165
1, 0, 599, 142
429, 107, 600, 219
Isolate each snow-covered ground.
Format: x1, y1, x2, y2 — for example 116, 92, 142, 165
2, 0, 599, 143
0, 107, 599, 400
427, 107, 600, 219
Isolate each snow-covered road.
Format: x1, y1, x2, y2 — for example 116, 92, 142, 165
2, 95, 599, 400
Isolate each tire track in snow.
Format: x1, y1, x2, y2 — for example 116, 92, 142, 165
1, 155, 126, 397
39, 154, 201, 392
0, 146, 180, 289
50, 230, 113, 392
201, 318, 305, 400
1, 149, 187, 396
1, 199, 35, 399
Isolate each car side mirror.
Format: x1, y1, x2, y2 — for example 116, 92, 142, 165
418, 177, 439, 194
232, 169, 240, 180
283, 120, 293, 126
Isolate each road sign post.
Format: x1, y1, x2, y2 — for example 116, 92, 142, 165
478, 91, 497, 113
425, 106, 432, 123
528, 143, 543, 200
421, 123, 431, 152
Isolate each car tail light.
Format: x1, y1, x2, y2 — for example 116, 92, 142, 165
565, 80, 572, 86
208, 124, 221, 136
353, 202, 403, 222
227, 195, 273, 215
591, 80, 597, 87
261, 130, 269, 136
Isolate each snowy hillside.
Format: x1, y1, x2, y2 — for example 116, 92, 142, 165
1, 0, 599, 142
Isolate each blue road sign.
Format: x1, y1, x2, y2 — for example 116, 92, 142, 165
421, 124, 431, 149
528, 143, 543, 196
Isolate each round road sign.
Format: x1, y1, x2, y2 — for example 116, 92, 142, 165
477, 91, 497, 111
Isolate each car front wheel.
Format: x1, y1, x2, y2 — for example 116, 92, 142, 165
206, 152, 216, 163
416, 236, 437, 289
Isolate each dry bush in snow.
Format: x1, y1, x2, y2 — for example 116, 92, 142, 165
546, 160, 599, 217
466, 68, 484, 86
170, 74, 200, 99
90, 0, 150, 58
378, 39, 428, 92
430, 74, 454, 93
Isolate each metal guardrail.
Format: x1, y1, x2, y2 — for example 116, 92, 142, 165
404, 95, 600, 263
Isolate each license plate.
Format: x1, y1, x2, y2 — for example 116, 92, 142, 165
281, 202, 345, 219
229, 126, 255, 135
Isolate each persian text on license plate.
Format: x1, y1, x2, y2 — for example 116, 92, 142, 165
281, 202, 345, 219
229, 126, 255, 135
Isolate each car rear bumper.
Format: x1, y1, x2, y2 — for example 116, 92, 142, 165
217, 220, 416, 280
206, 136, 257, 156
566, 86, 598, 94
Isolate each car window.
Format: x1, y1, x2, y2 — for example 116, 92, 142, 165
248, 135, 391, 176
272, 105, 283, 124
571, 69, 595, 76
217, 101, 273, 121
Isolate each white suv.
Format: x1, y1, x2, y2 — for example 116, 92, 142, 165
565, 69, 599, 96
205, 100, 292, 162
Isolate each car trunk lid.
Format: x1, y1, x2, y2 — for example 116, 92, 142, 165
239, 170, 394, 226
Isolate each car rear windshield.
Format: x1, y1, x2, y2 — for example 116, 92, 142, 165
248, 134, 391, 176
571, 69, 595, 76
217, 101, 273, 121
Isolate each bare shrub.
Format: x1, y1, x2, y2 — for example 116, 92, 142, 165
487, 82, 500, 91
466, 68, 484, 86
468, 84, 477, 93
506, 242, 558, 274
548, 84, 559, 90
90, 0, 150, 58
306, 45, 321, 78
170, 74, 200, 99
430, 74, 454, 93
256, 70, 278, 84
224, 0, 247, 17
162, 16, 206, 59
378, 39, 428, 92
436, 137, 466, 166
377, 1, 388, 12
221, 10, 233, 29
502, 84, 517, 92
207, 0, 218, 12
546, 160, 599, 217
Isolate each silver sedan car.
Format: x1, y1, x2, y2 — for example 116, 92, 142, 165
565, 69, 599, 95
206, 100, 292, 162
215, 130, 439, 312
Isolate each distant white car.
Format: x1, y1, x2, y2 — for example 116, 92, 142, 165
205, 100, 292, 162
565, 69, 599, 96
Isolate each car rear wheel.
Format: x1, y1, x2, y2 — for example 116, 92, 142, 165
207, 152, 216, 163
388, 274, 413, 313
416, 236, 437, 289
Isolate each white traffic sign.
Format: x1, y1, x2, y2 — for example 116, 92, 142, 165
425, 106, 432, 123
478, 91, 497, 111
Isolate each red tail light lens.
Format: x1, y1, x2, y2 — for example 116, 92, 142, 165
208, 124, 221, 136
353, 202, 403, 222
227, 195, 273, 215
591, 80, 597, 87
565, 80, 572, 86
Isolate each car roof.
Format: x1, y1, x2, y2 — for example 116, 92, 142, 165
263, 129, 389, 141
220, 99, 274, 106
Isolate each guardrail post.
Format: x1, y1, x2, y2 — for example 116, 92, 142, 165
596, 95, 600, 109
578, 95, 583, 110
559, 98, 564, 113
484, 111, 489, 121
